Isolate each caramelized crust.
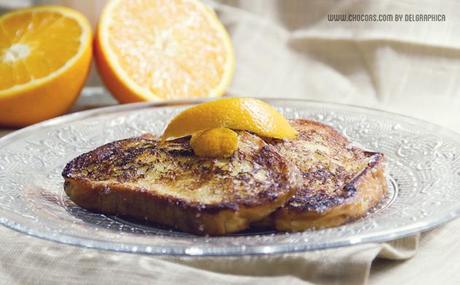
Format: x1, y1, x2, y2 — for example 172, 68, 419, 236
63, 132, 301, 235
261, 119, 388, 231
63, 119, 387, 234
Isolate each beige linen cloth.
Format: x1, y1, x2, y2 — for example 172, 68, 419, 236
1, 0, 460, 284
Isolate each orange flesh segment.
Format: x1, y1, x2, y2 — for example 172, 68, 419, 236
0, 11, 82, 91
106, 0, 229, 99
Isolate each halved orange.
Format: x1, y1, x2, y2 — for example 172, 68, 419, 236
0, 6, 92, 127
95, 0, 235, 103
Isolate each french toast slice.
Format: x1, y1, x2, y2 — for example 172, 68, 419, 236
62, 132, 301, 235
260, 119, 388, 231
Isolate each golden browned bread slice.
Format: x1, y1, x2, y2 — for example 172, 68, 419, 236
62, 132, 301, 235
260, 119, 388, 231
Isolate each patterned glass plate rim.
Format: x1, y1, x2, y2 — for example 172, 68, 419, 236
0, 98, 460, 256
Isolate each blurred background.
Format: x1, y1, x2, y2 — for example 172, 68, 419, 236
1, 0, 459, 131
1, 1, 460, 284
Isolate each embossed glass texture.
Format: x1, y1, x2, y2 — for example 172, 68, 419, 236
0, 99, 459, 256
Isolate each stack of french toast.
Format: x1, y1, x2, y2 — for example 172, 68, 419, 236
62, 100, 387, 236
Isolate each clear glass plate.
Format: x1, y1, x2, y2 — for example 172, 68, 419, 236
0, 98, 459, 256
